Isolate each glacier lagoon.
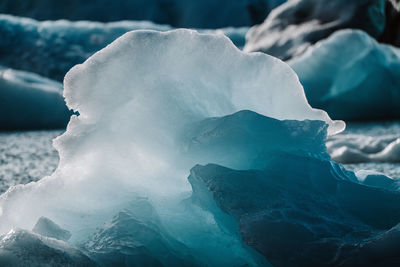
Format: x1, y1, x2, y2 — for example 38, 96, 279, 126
0, 29, 400, 266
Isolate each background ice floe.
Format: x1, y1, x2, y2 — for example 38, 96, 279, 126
244, 0, 399, 60
0, 67, 71, 130
243, 0, 400, 122
289, 30, 400, 120
327, 121, 400, 181
0, 15, 248, 81
328, 133, 400, 164
0, 0, 286, 28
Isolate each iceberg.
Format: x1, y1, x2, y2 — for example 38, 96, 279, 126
0, 0, 286, 28
0, 29, 345, 265
243, 0, 398, 60
0, 67, 70, 130
0, 14, 248, 81
288, 30, 400, 120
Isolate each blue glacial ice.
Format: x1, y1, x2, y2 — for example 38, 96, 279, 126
0, 0, 286, 28
289, 30, 400, 120
0, 67, 71, 130
0, 14, 249, 81
1, 29, 399, 266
